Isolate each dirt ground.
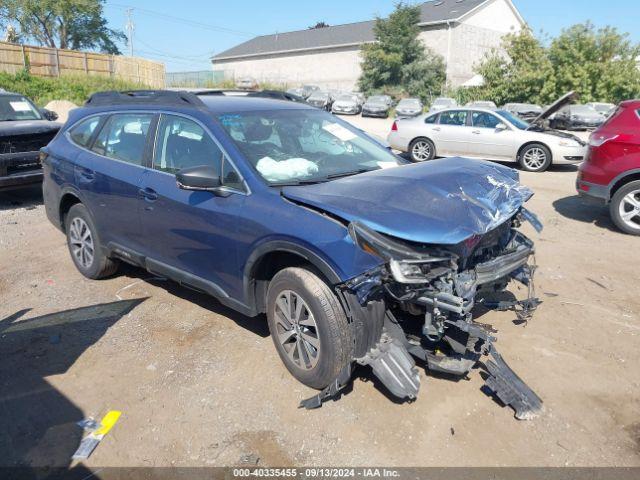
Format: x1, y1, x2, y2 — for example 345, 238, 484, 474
1, 116, 639, 469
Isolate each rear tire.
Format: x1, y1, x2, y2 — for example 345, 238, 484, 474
518, 143, 552, 172
65, 204, 119, 279
610, 180, 640, 236
409, 137, 436, 162
266, 267, 353, 389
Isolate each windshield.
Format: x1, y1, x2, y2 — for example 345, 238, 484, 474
217, 109, 402, 185
515, 104, 541, 112
0, 95, 42, 121
337, 94, 355, 102
399, 99, 420, 107
592, 104, 614, 113
496, 110, 530, 130
309, 93, 328, 100
433, 98, 454, 106
368, 96, 387, 103
572, 105, 597, 115
472, 101, 495, 108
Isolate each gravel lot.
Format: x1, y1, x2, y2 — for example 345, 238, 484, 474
1, 116, 639, 469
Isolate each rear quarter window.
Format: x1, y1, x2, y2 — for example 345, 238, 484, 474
69, 116, 101, 147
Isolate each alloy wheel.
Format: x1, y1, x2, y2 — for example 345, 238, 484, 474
523, 147, 547, 170
274, 290, 320, 370
412, 141, 431, 161
69, 217, 95, 269
618, 189, 640, 231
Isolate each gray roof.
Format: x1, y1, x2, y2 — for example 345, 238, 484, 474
213, 0, 488, 60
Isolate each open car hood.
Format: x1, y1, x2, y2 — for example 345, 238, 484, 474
528, 91, 577, 127
282, 158, 533, 245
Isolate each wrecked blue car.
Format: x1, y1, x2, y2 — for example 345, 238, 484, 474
43, 91, 542, 419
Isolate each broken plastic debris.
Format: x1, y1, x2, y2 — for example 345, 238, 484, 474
256, 156, 318, 182
76, 418, 99, 432
72, 410, 121, 460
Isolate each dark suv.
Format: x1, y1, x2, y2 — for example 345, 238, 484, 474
0, 90, 60, 188
42, 90, 543, 417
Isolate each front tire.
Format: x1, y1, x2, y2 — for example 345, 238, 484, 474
65, 203, 118, 279
519, 143, 552, 172
409, 137, 436, 162
266, 267, 353, 389
610, 181, 640, 236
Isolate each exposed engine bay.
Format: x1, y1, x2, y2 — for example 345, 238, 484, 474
301, 208, 544, 420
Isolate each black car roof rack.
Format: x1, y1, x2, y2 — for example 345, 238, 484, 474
85, 90, 206, 108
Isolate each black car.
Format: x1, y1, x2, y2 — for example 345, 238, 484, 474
0, 91, 60, 189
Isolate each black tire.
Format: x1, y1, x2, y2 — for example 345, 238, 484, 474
518, 143, 552, 172
610, 180, 640, 236
266, 267, 353, 389
65, 203, 119, 279
409, 137, 436, 162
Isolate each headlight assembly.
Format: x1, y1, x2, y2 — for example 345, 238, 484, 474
348, 222, 457, 284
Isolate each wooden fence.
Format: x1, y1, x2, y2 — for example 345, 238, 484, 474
0, 41, 165, 88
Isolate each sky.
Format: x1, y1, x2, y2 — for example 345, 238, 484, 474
101, 0, 640, 72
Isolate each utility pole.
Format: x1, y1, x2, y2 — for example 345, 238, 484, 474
125, 8, 135, 57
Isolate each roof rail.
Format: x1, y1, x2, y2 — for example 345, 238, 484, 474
85, 90, 206, 108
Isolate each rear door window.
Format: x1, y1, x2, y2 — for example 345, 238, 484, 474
438, 110, 468, 126
92, 113, 153, 166
69, 116, 101, 148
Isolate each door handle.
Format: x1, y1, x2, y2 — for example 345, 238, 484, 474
472, 130, 481, 134
432, 127, 441, 132
77, 167, 95, 181
139, 187, 158, 202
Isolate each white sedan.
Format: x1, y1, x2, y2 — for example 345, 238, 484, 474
387, 106, 587, 172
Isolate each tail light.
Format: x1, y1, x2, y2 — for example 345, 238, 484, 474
589, 132, 631, 147
391, 121, 398, 132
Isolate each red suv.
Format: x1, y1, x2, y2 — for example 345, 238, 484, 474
577, 100, 640, 235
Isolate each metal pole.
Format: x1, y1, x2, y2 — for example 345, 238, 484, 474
125, 8, 135, 57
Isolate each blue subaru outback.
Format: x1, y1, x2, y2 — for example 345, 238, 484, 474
42, 90, 543, 418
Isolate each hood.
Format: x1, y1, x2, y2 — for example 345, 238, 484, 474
282, 158, 533, 245
397, 105, 420, 111
529, 91, 576, 127
364, 101, 387, 108
334, 100, 357, 108
0, 119, 61, 137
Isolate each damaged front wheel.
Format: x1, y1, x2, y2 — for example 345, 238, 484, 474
266, 267, 353, 390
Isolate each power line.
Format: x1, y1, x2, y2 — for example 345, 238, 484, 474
134, 33, 214, 60
106, 2, 255, 37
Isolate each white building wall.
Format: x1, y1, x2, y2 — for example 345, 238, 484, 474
213, 46, 363, 90
212, 0, 524, 90
462, 0, 523, 33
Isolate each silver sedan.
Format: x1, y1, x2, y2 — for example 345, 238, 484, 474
387, 107, 587, 172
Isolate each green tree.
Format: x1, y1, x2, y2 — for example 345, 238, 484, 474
474, 28, 556, 105
472, 23, 640, 105
308, 21, 330, 29
358, 3, 445, 102
0, 0, 125, 54
548, 22, 640, 103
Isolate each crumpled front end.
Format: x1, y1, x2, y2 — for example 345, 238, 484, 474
301, 208, 544, 420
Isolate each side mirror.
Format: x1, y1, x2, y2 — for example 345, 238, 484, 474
496, 122, 508, 131
176, 165, 222, 191
41, 109, 58, 121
